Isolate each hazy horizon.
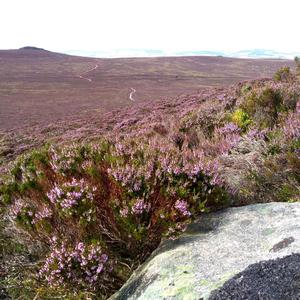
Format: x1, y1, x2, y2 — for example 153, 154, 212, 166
4, 46, 300, 60
64, 48, 300, 59
1, 0, 299, 57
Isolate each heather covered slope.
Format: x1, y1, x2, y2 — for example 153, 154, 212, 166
0, 67, 299, 298
0, 48, 294, 130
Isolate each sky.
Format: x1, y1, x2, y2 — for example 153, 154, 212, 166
1, 0, 299, 55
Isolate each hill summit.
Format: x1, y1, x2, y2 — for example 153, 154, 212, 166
19, 46, 46, 51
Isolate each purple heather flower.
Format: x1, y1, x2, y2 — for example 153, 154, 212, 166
100, 254, 108, 263
284, 113, 300, 139
132, 198, 150, 215
247, 128, 267, 140
217, 122, 240, 135
96, 264, 103, 273
31, 207, 52, 224
40, 242, 110, 288
10, 199, 26, 216
174, 200, 191, 217
296, 101, 300, 114
77, 242, 85, 252
120, 207, 129, 217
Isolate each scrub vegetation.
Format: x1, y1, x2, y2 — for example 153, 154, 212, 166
0, 62, 299, 298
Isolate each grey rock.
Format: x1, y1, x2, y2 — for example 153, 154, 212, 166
110, 202, 300, 300
0, 287, 10, 300
209, 253, 300, 300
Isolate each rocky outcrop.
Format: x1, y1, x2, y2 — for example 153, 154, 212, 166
209, 253, 300, 300
110, 202, 300, 299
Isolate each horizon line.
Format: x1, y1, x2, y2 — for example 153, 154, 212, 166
2, 46, 300, 60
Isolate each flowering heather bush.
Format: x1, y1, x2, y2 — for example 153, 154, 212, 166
212, 123, 242, 155
0, 74, 300, 297
11, 198, 53, 227
0, 136, 228, 295
47, 178, 96, 219
283, 112, 300, 139
39, 238, 112, 291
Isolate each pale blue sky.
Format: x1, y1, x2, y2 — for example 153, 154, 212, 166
1, 0, 299, 54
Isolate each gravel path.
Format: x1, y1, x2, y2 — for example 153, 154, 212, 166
129, 88, 136, 101
209, 253, 300, 300
78, 62, 99, 82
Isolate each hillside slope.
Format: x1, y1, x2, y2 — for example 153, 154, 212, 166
1, 71, 299, 298
0, 48, 294, 130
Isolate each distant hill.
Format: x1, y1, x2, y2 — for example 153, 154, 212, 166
65, 48, 300, 59
19, 46, 47, 51
4, 46, 299, 59
228, 49, 300, 59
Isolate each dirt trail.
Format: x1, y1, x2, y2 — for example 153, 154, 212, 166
78, 61, 99, 82
129, 88, 136, 101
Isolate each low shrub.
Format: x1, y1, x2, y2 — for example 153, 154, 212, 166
0, 138, 229, 296
295, 56, 300, 79
230, 109, 251, 131
241, 87, 283, 128
273, 66, 293, 82
1, 75, 300, 298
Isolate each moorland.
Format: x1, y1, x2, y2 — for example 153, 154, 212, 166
0, 48, 299, 299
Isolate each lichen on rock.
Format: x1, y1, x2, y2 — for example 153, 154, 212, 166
111, 202, 300, 299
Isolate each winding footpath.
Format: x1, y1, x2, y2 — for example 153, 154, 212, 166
78, 64, 137, 102
129, 87, 136, 101
78, 62, 99, 82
